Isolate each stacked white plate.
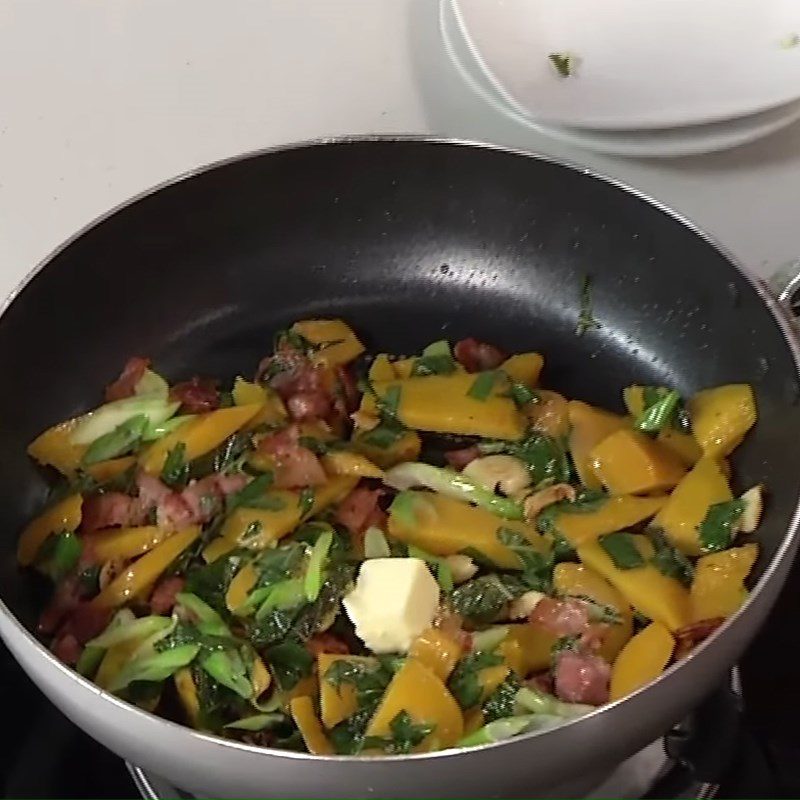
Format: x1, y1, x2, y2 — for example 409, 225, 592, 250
442, 0, 800, 157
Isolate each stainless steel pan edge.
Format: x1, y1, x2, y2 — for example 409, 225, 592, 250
0, 137, 799, 798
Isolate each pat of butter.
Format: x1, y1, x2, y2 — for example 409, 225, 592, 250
343, 558, 440, 654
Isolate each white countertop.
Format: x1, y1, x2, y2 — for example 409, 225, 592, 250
2, 0, 799, 301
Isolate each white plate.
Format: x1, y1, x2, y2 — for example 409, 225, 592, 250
442, 0, 800, 158
453, 0, 800, 130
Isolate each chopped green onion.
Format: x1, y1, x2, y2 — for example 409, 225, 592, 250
575, 274, 599, 336
507, 381, 538, 407
226, 474, 279, 512
71, 396, 180, 446
224, 712, 286, 731
514, 686, 594, 718
75, 645, 105, 678
37, 530, 82, 581
360, 422, 405, 449
87, 614, 173, 650
107, 643, 200, 692
160, 442, 188, 487
200, 648, 252, 699
467, 371, 499, 401
364, 527, 392, 559
175, 592, 230, 637
381, 385, 402, 418
384, 462, 524, 520
134, 369, 170, 399
635, 390, 681, 433
411, 340, 457, 377
458, 714, 559, 747
254, 578, 306, 620
304, 530, 333, 602
470, 626, 509, 653
82, 413, 149, 465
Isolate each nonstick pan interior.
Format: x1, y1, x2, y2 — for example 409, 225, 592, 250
1, 138, 798, 630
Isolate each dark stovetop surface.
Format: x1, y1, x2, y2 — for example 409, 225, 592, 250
2, 564, 800, 799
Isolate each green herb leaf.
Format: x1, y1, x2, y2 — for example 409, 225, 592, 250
496, 528, 555, 591
450, 573, 528, 625
175, 592, 230, 637
324, 658, 395, 707
81, 413, 149, 465
536, 489, 608, 539
698, 499, 745, 553
362, 710, 434, 754
482, 673, 522, 723
266, 640, 314, 691
298, 486, 316, 518
161, 442, 189, 488
647, 529, 694, 586
551, 634, 581, 666
328, 706, 375, 754
575, 275, 599, 336
467, 371, 499, 401
448, 650, 505, 709
598, 532, 644, 570
548, 52, 575, 77
479, 432, 571, 487
184, 551, 246, 616
225, 474, 278, 513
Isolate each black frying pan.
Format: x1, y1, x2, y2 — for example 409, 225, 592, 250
0, 139, 798, 798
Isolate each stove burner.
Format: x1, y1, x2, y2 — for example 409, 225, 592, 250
125, 672, 741, 800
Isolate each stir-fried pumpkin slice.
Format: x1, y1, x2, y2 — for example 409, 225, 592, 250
292, 318, 365, 370
653, 457, 733, 556
318, 653, 377, 729
290, 696, 334, 755
408, 628, 463, 683
549, 494, 667, 548
17, 493, 83, 566
500, 624, 558, 676
525, 389, 569, 438
567, 401, 629, 489
500, 352, 544, 387
174, 667, 201, 727
553, 562, 633, 662
656, 428, 702, 467
27, 417, 87, 475
220, 476, 357, 549
92, 526, 200, 607
351, 429, 422, 469
688, 384, 756, 459
232, 377, 287, 429
388, 491, 548, 569
365, 658, 463, 751
577, 534, 690, 631
87, 525, 170, 562
590, 429, 687, 495
609, 622, 675, 701
362, 374, 526, 440
139, 404, 262, 474
690, 542, 759, 622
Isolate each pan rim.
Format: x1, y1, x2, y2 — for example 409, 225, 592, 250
1, 134, 799, 765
